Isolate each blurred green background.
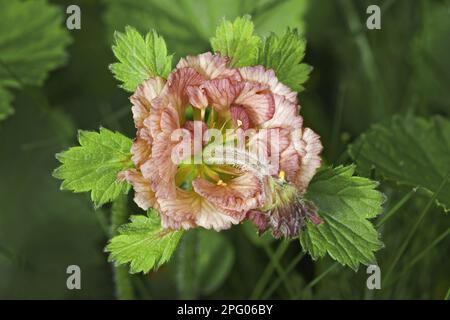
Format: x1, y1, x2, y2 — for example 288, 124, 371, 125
0, 0, 448, 299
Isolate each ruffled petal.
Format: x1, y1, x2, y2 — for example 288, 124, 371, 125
262, 94, 303, 130
117, 169, 157, 210
130, 77, 165, 128
203, 79, 275, 125
293, 128, 323, 192
158, 189, 243, 231
187, 85, 208, 109
192, 172, 264, 212
177, 52, 241, 81
163, 67, 206, 112
202, 78, 241, 112
142, 103, 182, 199
131, 130, 152, 168
239, 66, 297, 104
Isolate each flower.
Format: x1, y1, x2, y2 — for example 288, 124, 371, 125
120, 52, 323, 237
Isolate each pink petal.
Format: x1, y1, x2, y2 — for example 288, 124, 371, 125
163, 67, 206, 111
177, 52, 241, 81
131, 129, 152, 168
158, 189, 243, 231
192, 172, 265, 212
230, 105, 252, 130
262, 94, 303, 130
239, 66, 297, 104
186, 85, 208, 109
117, 169, 157, 210
294, 128, 323, 192
130, 77, 165, 128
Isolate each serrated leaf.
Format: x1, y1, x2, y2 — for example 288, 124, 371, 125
349, 115, 450, 212
106, 210, 184, 274
53, 128, 133, 207
176, 229, 235, 298
210, 15, 261, 67
258, 28, 312, 91
0, 86, 14, 121
0, 0, 70, 121
104, 0, 309, 60
110, 26, 172, 91
300, 165, 384, 271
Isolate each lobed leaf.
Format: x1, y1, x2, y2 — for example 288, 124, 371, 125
0, 0, 71, 121
349, 115, 450, 212
210, 15, 261, 67
106, 210, 184, 273
110, 26, 172, 91
53, 128, 133, 207
258, 28, 312, 91
300, 165, 384, 271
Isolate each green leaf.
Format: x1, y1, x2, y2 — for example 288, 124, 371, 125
258, 28, 312, 91
106, 210, 184, 274
210, 15, 261, 67
0, 0, 70, 121
110, 26, 172, 91
349, 115, 450, 212
104, 0, 309, 59
300, 165, 384, 271
176, 229, 235, 298
53, 128, 133, 207
0, 86, 13, 121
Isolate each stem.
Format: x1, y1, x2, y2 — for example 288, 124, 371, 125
111, 194, 135, 300
250, 240, 290, 299
383, 173, 450, 285
339, 0, 387, 120
261, 252, 304, 300
445, 287, 450, 300
299, 262, 338, 297
384, 228, 450, 288
376, 188, 417, 227
263, 244, 297, 298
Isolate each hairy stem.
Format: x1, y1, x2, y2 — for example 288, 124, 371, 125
111, 194, 135, 300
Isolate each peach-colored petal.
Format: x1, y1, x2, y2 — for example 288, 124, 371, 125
187, 85, 208, 109
117, 169, 157, 210
131, 133, 151, 168
293, 128, 323, 192
142, 103, 182, 199
163, 67, 206, 112
177, 52, 241, 81
158, 189, 243, 231
239, 66, 297, 104
192, 172, 264, 212
262, 94, 303, 130
130, 77, 165, 128
203, 79, 275, 125
234, 82, 275, 125
202, 78, 241, 112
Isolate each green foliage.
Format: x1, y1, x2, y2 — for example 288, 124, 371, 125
176, 229, 235, 298
104, 0, 309, 59
110, 26, 172, 91
106, 210, 184, 274
301, 165, 384, 271
0, 0, 70, 121
258, 29, 312, 91
0, 86, 13, 121
53, 128, 133, 207
413, 0, 450, 114
210, 15, 261, 67
349, 115, 450, 212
